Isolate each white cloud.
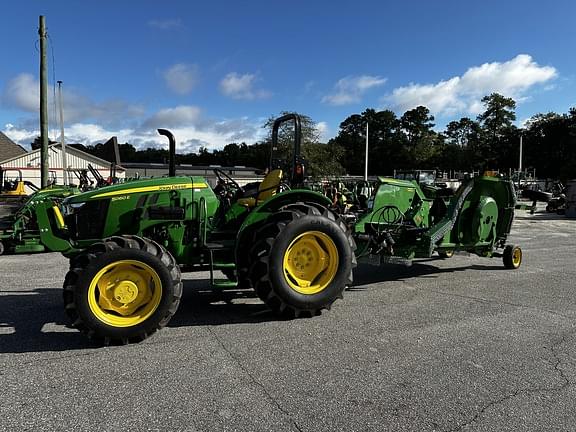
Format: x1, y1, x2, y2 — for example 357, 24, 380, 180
316, 121, 331, 142
148, 19, 181, 30
163, 63, 199, 95
219, 72, 271, 100
142, 105, 202, 129
322, 75, 387, 106
2, 73, 38, 111
3, 106, 265, 154
1, 73, 265, 154
1, 73, 145, 126
385, 54, 557, 116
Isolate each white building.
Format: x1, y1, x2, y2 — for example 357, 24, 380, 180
0, 143, 125, 193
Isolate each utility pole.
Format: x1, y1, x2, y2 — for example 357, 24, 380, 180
58, 81, 68, 185
364, 121, 369, 181
39, 16, 49, 188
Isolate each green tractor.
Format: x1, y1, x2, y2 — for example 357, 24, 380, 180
0, 186, 77, 255
61, 114, 355, 344
351, 175, 523, 269
0, 168, 37, 219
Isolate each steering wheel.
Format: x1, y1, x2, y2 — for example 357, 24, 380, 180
213, 168, 242, 198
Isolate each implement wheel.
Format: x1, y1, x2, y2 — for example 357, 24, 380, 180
438, 250, 454, 259
503, 245, 522, 270
247, 202, 355, 318
63, 235, 182, 345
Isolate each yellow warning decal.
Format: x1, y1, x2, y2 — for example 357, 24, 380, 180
52, 206, 65, 228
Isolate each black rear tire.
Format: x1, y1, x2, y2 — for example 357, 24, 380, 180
63, 235, 182, 345
0, 240, 4, 256
247, 202, 355, 318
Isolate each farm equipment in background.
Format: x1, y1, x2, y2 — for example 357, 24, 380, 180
60, 114, 355, 344
0, 168, 39, 218
0, 167, 63, 217
0, 186, 78, 255
0, 161, 128, 256
0, 167, 38, 197
394, 169, 437, 186
546, 183, 567, 214
394, 169, 455, 201
350, 175, 522, 269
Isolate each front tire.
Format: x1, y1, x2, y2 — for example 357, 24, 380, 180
247, 203, 355, 318
63, 235, 182, 344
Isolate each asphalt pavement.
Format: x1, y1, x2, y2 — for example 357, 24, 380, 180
0, 206, 575, 431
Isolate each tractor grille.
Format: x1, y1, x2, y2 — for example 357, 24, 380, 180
67, 199, 110, 240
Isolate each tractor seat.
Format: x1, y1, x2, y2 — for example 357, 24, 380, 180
237, 169, 283, 208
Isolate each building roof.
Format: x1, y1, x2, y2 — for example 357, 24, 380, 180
0, 143, 124, 172
0, 131, 27, 162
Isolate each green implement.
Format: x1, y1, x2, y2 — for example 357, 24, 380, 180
352, 174, 521, 268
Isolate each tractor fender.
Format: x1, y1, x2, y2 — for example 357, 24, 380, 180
252, 189, 331, 213
234, 189, 332, 264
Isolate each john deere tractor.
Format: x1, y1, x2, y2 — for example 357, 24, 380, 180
351, 175, 523, 269
0, 164, 79, 255
61, 114, 355, 344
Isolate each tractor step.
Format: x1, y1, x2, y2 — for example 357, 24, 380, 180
206, 242, 237, 289
213, 262, 235, 269
212, 279, 238, 289
208, 229, 239, 242
204, 240, 235, 251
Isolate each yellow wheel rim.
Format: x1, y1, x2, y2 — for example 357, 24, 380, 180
282, 231, 339, 295
512, 248, 522, 267
88, 260, 162, 327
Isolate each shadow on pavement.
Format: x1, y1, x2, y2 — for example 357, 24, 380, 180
515, 211, 569, 221
1, 260, 511, 353
0, 278, 278, 354
168, 278, 278, 327
0, 288, 89, 353
351, 261, 506, 287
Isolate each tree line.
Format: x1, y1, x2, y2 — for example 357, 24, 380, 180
68, 93, 576, 181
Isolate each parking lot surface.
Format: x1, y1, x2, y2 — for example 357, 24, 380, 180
1, 207, 575, 431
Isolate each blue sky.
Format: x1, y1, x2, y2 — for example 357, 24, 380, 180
1, 0, 575, 152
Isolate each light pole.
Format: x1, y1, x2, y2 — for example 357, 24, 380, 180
364, 121, 369, 181
58, 81, 68, 185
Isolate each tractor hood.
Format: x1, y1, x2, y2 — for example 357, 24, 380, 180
64, 176, 209, 204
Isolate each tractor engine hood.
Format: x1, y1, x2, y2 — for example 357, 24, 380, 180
63, 176, 208, 205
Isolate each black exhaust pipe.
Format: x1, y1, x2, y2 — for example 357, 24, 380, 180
157, 129, 176, 177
